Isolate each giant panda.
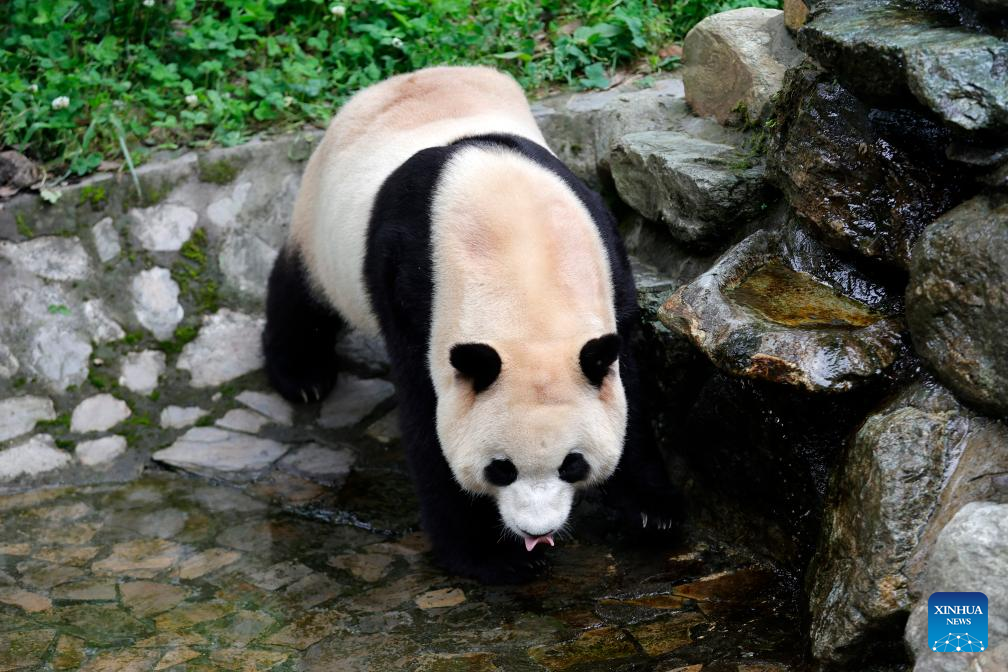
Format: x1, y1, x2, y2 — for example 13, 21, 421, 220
263, 65, 676, 584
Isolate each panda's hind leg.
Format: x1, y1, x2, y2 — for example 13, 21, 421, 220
262, 245, 345, 403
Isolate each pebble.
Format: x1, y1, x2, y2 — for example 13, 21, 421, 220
120, 581, 188, 617
82, 300, 126, 344
91, 216, 121, 262
415, 587, 466, 610
129, 203, 198, 252
236, 390, 293, 425
0, 342, 20, 378
152, 427, 287, 476
0, 435, 71, 481
176, 548, 241, 580
365, 409, 400, 444
118, 350, 166, 394
70, 394, 131, 433
216, 408, 271, 433
92, 538, 185, 578
277, 443, 356, 487
28, 324, 92, 391
0, 395, 56, 442
0, 236, 91, 281
317, 375, 395, 429
219, 231, 278, 299
206, 181, 251, 230
176, 310, 264, 387
75, 435, 127, 466
0, 587, 52, 613
131, 267, 184, 340
159, 405, 206, 429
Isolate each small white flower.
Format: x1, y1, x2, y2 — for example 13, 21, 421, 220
51, 96, 70, 110
330, 4, 346, 16
185, 94, 198, 107
283, 96, 294, 108
142, 0, 155, 7
391, 37, 404, 49
29, 84, 38, 93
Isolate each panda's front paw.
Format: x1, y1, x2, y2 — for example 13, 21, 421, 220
632, 485, 681, 535
263, 342, 338, 405
269, 366, 337, 405
606, 481, 681, 536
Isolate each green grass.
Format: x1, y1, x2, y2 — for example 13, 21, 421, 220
1, 0, 778, 180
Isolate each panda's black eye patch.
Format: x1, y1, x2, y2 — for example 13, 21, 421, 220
558, 452, 590, 483
484, 458, 518, 487
450, 343, 501, 393
579, 333, 620, 387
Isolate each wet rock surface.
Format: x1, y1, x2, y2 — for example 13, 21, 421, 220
682, 8, 803, 125
0, 456, 805, 671
798, 0, 1008, 131
807, 378, 1008, 665
610, 130, 773, 246
904, 503, 1008, 671
766, 65, 965, 269
659, 226, 904, 392
907, 194, 1008, 417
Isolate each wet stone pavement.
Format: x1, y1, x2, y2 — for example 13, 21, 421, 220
0, 372, 802, 672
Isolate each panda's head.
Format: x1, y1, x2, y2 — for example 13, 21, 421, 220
435, 333, 626, 550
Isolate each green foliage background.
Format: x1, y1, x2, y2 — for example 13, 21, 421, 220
1, 0, 780, 180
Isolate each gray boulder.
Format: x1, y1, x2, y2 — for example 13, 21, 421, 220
610, 131, 773, 246
534, 76, 737, 186
682, 8, 803, 125
808, 379, 1008, 665
904, 502, 1008, 671
798, 0, 1008, 132
907, 195, 1008, 418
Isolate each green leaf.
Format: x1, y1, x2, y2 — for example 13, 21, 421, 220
578, 63, 610, 90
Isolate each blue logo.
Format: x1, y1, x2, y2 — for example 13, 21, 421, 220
928, 592, 988, 653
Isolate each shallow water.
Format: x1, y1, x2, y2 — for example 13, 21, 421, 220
727, 260, 882, 329
0, 456, 806, 671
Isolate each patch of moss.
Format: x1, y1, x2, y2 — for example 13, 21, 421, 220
79, 185, 108, 210
180, 228, 208, 265
37, 413, 71, 431
196, 280, 220, 313
172, 228, 220, 313
197, 157, 239, 185
88, 369, 114, 390
157, 324, 199, 355
15, 213, 33, 238
123, 331, 145, 346
124, 413, 153, 427
12, 377, 27, 388
148, 389, 161, 402
219, 383, 237, 398
55, 438, 74, 450
194, 414, 214, 427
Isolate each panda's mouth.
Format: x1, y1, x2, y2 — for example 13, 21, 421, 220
522, 533, 555, 552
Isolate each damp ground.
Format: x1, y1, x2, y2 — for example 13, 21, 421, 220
1, 434, 805, 672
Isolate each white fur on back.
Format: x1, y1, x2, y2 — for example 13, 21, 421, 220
290, 67, 547, 334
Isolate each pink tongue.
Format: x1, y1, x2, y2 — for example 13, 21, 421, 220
523, 534, 555, 552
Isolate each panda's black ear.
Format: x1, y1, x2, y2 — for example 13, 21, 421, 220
579, 333, 621, 387
450, 343, 501, 393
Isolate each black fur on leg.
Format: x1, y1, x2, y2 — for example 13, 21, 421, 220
262, 245, 345, 404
